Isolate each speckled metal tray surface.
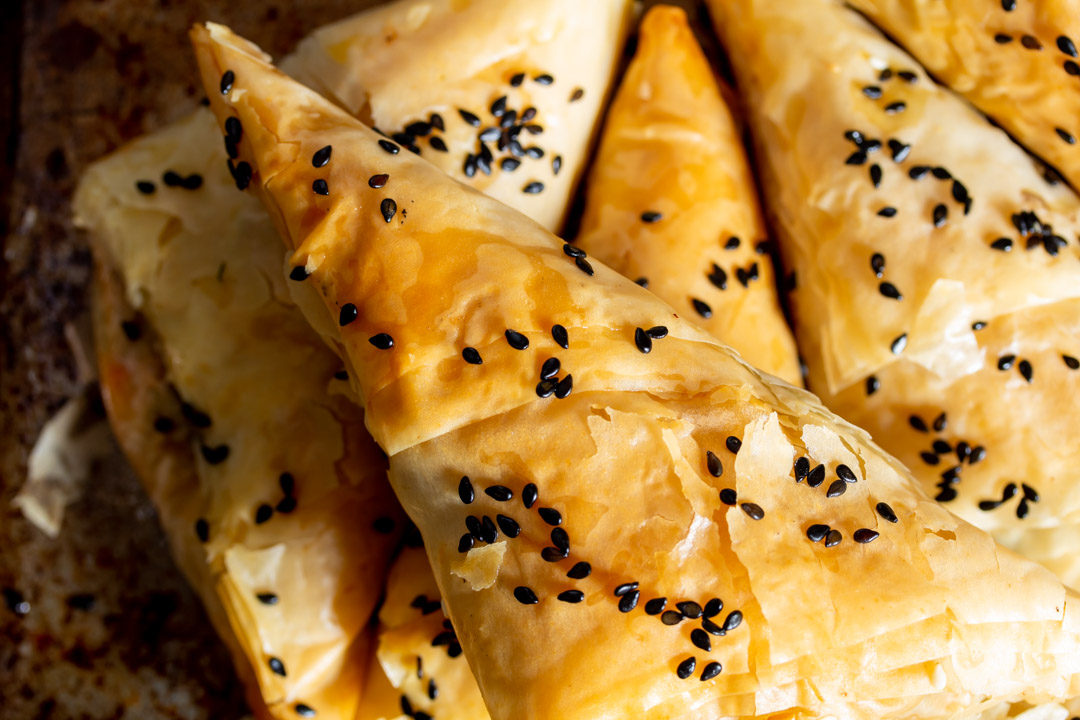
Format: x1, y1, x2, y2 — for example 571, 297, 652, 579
0, 2, 380, 718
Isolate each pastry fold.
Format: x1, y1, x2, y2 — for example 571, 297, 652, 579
705, 0, 1080, 589
75, 109, 403, 720
845, 0, 1080, 191
286, 0, 632, 233
193, 22, 1080, 720
575, 5, 801, 386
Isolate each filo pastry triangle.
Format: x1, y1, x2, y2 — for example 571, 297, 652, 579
705, 0, 1080, 589
192, 22, 1080, 720
74, 108, 404, 720
284, 0, 632, 233
573, 5, 801, 386
844, 0, 1080, 191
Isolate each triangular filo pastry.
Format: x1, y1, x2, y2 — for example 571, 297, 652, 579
574, 6, 801, 386
74, 110, 404, 720
285, 0, 632, 233
705, 0, 1080, 589
193, 22, 1080, 720
844, 0, 1080, 190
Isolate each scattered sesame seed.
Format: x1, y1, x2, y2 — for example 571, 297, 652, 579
676, 657, 697, 679
634, 327, 653, 354
201, 445, 230, 465
523, 483, 539, 509
719, 488, 737, 505
1021, 34, 1042, 50
884, 101, 906, 114
505, 329, 529, 350
990, 237, 1013, 251
644, 598, 666, 615
826, 479, 847, 498
552, 155, 562, 175
994, 33, 1013, 44
268, 657, 287, 676
691, 298, 712, 318
879, 282, 902, 300
932, 204, 947, 227
700, 662, 722, 681
195, 518, 209, 542
276, 496, 297, 514
853, 528, 880, 544
641, 211, 662, 223
807, 524, 830, 542
458, 534, 474, 553
807, 464, 826, 487
1057, 127, 1076, 144
555, 374, 573, 399
890, 333, 908, 354
368, 174, 389, 189
135, 180, 155, 194
567, 561, 591, 579
1018, 359, 1034, 382
574, 256, 594, 275
726, 436, 741, 454
459, 476, 475, 504
869, 164, 882, 187
888, 140, 911, 162
691, 629, 711, 652
486, 485, 513, 502
846, 151, 868, 166
661, 610, 683, 626
255, 504, 273, 524
378, 139, 400, 155
497, 514, 520, 537
339, 304, 358, 326
538, 507, 562, 526
558, 590, 583, 603
740, 502, 764, 520
877, 206, 897, 217
618, 590, 639, 613
369, 333, 394, 350
1066, 60, 1080, 75
862, 85, 882, 99
908, 165, 930, 179
1063, 354, 1080, 369
837, 465, 857, 483
876, 502, 899, 523
312, 145, 331, 168
220, 70, 235, 94
535, 380, 556, 398
706, 450, 723, 478
295, 704, 316, 718
381, 198, 397, 223
523, 181, 544, 194
998, 354, 1016, 370
312, 179, 329, 196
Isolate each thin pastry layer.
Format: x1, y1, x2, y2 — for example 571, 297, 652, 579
193, 22, 1080, 720
575, 5, 801, 385
704, 0, 1080, 588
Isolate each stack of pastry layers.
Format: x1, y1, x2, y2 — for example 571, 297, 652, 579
73, 0, 1080, 719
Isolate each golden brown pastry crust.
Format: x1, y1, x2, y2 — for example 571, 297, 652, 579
575, 6, 801, 385
193, 22, 1080, 720
705, 0, 1080, 589
285, 0, 632, 233
75, 108, 402, 720
846, 0, 1080, 191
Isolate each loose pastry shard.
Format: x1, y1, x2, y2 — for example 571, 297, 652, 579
705, 0, 1080, 588
845, 0, 1080, 190
574, 5, 801, 385
286, 0, 632, 232
75, 109, 405, 720
194, 22, 1080, 720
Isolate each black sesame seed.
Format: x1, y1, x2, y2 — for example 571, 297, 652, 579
255, 504, 273, 524
268, 657, 287, 676
700, 662, 722, 681
879, 282, 902, 300
311, 145, 331, 168
461, 346, 484, 365
862, 85, 882, 99
459, 109, 481, 127
458, 476, 475, 504
563, 243, 586, 259
932, 166, 951, 179
490, 95, 508, 116
380, 198, 398, 223
558, 590, 584, 603
256, 592, 278, 605
551, 324, 568, 349
740, 502, 764, 520
554, 374, 573, 399
152, 416, 175, 434
708, 264, 728, 290
550, 527, 569, 553
276, 496, 297, 514
998, 354, 1016, 371
523, 181, 544, 194
676, 601, 702, 618
505, 329, 529, 350
480, 516, 499, 543
536, 380, 556, 398
618, 590, 640, 613
921, 452, 940, 465
486, 485, 513, 502
220, 70, 235, 95
725, 436, 741, 454
523, 483, 539, 509
533, 74, 554, 85
869, 164, 882, 187
312, 179, 329, 196
458, 534, 474, 553
884, 101, 906, 114
201, 444, 230, 465
634, 327, 653, 354
338, 304, 358, 326
295, 704, 316, 718
995, 33, 1013, 44
877, 206, 897, 217
700, 598, 722, 618
1018, 359, 1033, 382
500, 157, 521, 172
865, 375, 880, 395
645, 597, 667, 615
509, 72, 525, 87
932, 203, 948, 227
874, 502, 898, 524
541, 546, 565, 562
807, 524, 830, 542
369, 333, 394, 350
972, 321, 988, 331
706, 451, 723, 478
722, 610, 743, 631
538, 507, 562, 526
1021, 34, 1042, 50
824, 529, 842, 548
1022, 483, 1039, 501
552, 155, 562, 175
614, 582, 639, 597
853, 528, 880, 544
846, 151, 867, 166
691, 298, 712, 318
428, 136, 448, 152
635, 277, 649, 287
570, 87, 584, 102
497, 514, 520, 538
908, 165, 930, 179
806, 464, 826, 487
701, 617, 723, 636
890, 333, 908, 354
691, 629, 711, 652
990, 237, 1013, 251
567, 561, 591, 579
1066, 60, 1080, 75
641, 211, 662, 223
230, 160, 252, 190
934, 440, 953, 455
826, 479, 847, 498
675, 657, 697, 680
888, 140, 911, 162
719, 488, 737, 505
1057, 128, 1076, 144
378, 139, 400, 155
525, 146, 544, 159
574, 256, 593, 275
136, 180, 156, 194
163, 170, 183, 187
898, 70, 917, 83
661, 610, 683, 626
1063, 354, 1080, 369
367, 174, 389, 189
933, 412, 946, 432
836, 464, 857, 483
195, 518, 209, 542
